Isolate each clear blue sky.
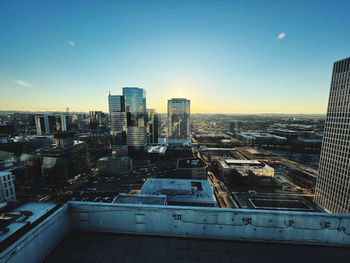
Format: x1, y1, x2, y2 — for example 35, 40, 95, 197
0, 0, 349, 113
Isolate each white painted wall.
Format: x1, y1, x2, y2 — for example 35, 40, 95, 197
0, 205, 71, 263
69, 202, 350, 246
2, 201, 350, 263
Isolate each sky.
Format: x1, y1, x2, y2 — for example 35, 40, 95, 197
0, 0, 349, 114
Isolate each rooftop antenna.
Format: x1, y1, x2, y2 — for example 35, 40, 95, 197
109, 91, 111, 96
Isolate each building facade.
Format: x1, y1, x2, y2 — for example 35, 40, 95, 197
146, 109, 159, 144
315, 57, 350, 213
97, 156, 133, 176
176, 158, 207, 180
167, 98, 191, 144
35, 115, 71, 135
123, 87, 146, 113
108, 94, 128, 155
42, 133, 89, 185
123, 88, 147, 150
0, 171, 16, 201
108, 95, 125, 113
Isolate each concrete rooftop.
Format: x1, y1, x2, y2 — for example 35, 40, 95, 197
44, 231, 350, 263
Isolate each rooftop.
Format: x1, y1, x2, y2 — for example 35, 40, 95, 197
0, 202, 57, 243
113, 194, 166, 205
2, 202, 350, 262
140, 178, 217, 206
205, 148, 235, 151
44, 231, 350, 263
224, 159, 261, 165
177, 158, 206, 169
147, 145, 167, 154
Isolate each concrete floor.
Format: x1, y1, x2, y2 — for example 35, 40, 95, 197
44, 231, 350, 263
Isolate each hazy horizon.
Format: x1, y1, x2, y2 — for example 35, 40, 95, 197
1, 0, 349, 114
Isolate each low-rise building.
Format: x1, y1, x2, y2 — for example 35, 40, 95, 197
218, 159, 274, 177
176, 157, 207, 180
97, 156, 133, 176
139, 178, 218, 207
237, 132, 287, 145
42, 135, 90, 185
146, 145, 167, 155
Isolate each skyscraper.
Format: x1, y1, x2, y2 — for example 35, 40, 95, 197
122, 87, 146, 113
315, 57, 350, 213
123, 88, 147, 150
108, 95, 125, 113
167, 98, 191, 144
108, 94, 128, 155
147, 109, 159, 144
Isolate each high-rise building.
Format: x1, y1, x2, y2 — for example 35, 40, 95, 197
167, 98, 191, 144
108, 95, 125, 113
122, 87, 146, 113
315, 57, 350, 213
110, 112, 127, 135
108, 94, 128, 156
123, 88, 147, 150
147, 109, 159, 144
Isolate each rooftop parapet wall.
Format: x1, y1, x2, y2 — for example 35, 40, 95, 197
69, 202, 350, 246
0, 204, 71, 263
2, 202, 350, 263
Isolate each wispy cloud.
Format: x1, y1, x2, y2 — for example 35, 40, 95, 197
69, 40, 75, 47
14, 80, 31, 87
277, 32, 286, 39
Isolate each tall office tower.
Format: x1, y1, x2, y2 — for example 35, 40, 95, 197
122, 88, 147, 150
147, 109, 159, 144
108, 94, 125, 113
167, 98, 191, 144
123, 87, 146, 113
315, 57, 350, 213
108, 94, 128, 156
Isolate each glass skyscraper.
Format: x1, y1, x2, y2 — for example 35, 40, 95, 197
315, 57, 350, 213
122, 87, 146, 113
122, 88, 147, 150
108, 88, 148, 155
167, 98, 191, 143
108, 94, 127, 155
108, 95, 124, 113
147, 109, 159, 144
